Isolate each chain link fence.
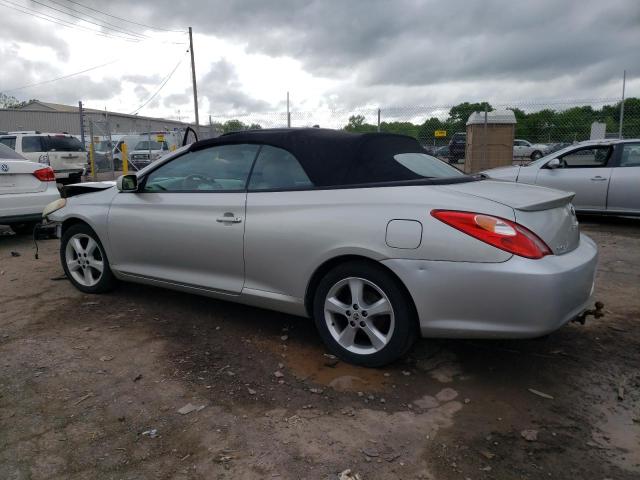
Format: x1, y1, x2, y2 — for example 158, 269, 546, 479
206, 97, 639, 166
83, 119, 209, 179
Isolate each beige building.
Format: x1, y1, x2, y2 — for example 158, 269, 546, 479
464, 110, 517, 173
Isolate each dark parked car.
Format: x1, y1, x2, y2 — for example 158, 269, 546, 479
448, 132, 466, 163
434, 145, 450, 159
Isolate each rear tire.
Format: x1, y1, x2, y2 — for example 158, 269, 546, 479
9, 222, 37, 235
531, 150, 542, 160
313, 260, 417, 367
60, 223, 116, 294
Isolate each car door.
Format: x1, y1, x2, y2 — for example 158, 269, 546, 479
243, 144, 315, 297
607, 142, 640, 214
513, 140, 525, 159
534, 145, 613, 211
107, 143, 260, 294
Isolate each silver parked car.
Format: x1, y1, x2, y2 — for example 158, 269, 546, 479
485, 139, 640, 216
44, 129, 598, 367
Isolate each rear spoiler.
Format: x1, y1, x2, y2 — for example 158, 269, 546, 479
62, 181, 115, 198
512, 190, 575, 211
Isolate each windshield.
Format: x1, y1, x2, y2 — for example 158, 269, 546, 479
46, 136, 84, 152
134, 140, 166, 151
393, 153, 463, 178
0, 142, 25, 160
95, 141, 113, 151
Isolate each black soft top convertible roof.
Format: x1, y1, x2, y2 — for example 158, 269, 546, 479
191, 128, 448, 187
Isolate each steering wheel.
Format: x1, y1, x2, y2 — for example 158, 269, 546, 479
182, 173, 221, 190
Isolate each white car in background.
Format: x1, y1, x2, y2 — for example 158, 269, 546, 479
0, 132, 87, 184
128, 139, 171, 169
0, 143, 60, 234
484, 139, 640, 215
513, 139, 551, 161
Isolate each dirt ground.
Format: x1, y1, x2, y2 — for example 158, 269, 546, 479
1, 217, 639, 480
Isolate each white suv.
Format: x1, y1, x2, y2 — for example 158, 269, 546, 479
0, 132, 86, 184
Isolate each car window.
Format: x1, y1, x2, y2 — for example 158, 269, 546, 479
619, 144, 640, 167
143, 143, 259, 192
557, 146, 612, 168
22, 136, 44, 153
248, 145, 313, 191
0, 137, 16, 150
46, 136, 84, 152
0, 142, 25, 159
393, 153, 464, 178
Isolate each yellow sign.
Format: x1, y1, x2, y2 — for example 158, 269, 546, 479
434, 130, 447, 138
156, 134, 165, 142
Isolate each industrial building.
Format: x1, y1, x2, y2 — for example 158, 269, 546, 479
0, 101, 213, 139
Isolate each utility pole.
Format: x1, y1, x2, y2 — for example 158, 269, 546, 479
188, 27, 200, 127
618, 70, 626, 139
286, 91, 291, 128
78, 101, 85, 146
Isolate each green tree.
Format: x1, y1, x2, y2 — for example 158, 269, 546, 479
344, 114, 377, 133
447, 102, 493, 132
220, 119, 262, 133
0, 93, 37, 109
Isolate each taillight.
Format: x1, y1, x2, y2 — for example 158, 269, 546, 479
431, 210, 552, 259
33, 167, 56, 182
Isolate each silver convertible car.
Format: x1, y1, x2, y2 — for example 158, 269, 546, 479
484, 139, 640, 216
44, 129, 598, 366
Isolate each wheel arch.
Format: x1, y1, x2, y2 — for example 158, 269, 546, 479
61, 217, 91, 237
303, 254, 419, 323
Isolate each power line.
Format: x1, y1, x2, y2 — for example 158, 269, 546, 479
130, 55, 187, 115
2, 59, 120, 93
63, 0, 187, 33
43, 0, 150, 39
0, 0, 140, 42
28, 0, 146, 40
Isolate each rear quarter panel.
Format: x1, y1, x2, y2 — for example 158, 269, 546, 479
243, 184, 514, 299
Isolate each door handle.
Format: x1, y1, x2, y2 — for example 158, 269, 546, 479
590, 176, 607, 181
216, 212, 242, 224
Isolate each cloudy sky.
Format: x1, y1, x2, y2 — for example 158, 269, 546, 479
0, 0, 638, 124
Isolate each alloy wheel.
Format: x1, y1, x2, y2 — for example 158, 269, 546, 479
324, 277, 395, 355
65, 233, 104, 287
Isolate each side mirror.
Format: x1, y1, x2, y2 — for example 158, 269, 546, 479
547, 158, 561, 169
117, 174, 138, 192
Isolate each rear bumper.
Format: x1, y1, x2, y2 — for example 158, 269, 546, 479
382, 233, 598, 339
0, 184, 61, 225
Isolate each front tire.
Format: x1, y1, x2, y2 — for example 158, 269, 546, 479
313, 261, 417, 367
60, 223, 116, 293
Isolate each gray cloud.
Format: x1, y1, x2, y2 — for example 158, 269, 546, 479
199, 59, 270, 114
134, 85, 150, 100
163, 92, 190, 107
2, 0, 638, 113
123, 74, 163, 84
100, 0, 638, 106
0, 10, 70, 61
